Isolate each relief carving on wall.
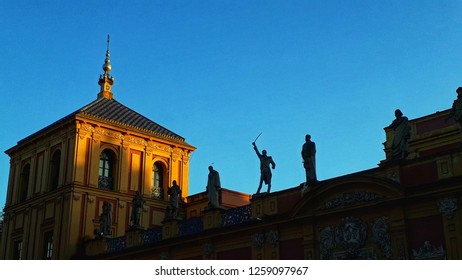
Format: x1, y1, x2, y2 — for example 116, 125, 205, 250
412, 241, 445, 260
371, 216, 392, 258
123, 135, 147, 146
148, 142, 173, 153
437, 197, 458, 219
265, 230, 279, 247
317, 192, 384, 210
319, 216, 392, 260
251, 233, 265, 250
251, 230, 280, 250
336, 216, 367, 258
94, 127, 124, 141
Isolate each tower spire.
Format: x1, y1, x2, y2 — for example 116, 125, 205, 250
98, 34, 115, 99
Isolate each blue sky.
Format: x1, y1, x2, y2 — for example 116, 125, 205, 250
1, 1, 462, 208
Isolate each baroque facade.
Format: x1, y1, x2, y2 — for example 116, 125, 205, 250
80, 100, 462, 260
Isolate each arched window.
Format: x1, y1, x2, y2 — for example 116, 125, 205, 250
19, 164, 31, 202
99, 150, 115, 190
151, 162, 163, 199
49, 150, 61, 191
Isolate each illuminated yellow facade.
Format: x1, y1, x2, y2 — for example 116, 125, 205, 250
0, 44, 196, 259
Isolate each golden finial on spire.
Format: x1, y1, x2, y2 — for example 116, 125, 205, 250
102, 34, 112, 73
98, 34, 114, 99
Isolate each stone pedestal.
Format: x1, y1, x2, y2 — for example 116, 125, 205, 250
251, 193, 278, 219
125, 228, 145, 248
84, 237, 109, 256
162, 218, 180, 239
203, 208, 224, 230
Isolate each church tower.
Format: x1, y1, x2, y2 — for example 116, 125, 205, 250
0, 37, 195, 259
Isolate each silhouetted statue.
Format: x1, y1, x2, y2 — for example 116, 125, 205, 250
301, 134, 317, 185
387, 109, 411, 160
252, 142, 276, 194
98, 201, 112, 236
167, 180, 181, 219
446, 87, 462, 127
130, 191, 144, 228
206, 166, 221, 209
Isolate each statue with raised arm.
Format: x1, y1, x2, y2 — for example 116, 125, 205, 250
167, 180, 181, 219
387, 109, 411, 160
252, 142, 276, 194
446, 87, 462, 127
206, 166, 222, 209
130, 191, 144, 229
301, 134, 317, 185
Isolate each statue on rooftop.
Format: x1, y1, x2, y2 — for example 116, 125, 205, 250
446, 87, 462, 127
252, 142, 276, 194
206, 166, 222, 209
130, 191, 145, 229
98, 201, 112, 237
166, 180, 181, 219
387, 109, 411, 160
301, 134, 317, 185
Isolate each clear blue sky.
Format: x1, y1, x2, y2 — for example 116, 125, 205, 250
1, 1, 462, 208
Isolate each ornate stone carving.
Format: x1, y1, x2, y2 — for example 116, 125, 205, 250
124, 135, 147, 146
319, 216, 376, 259
319, 226, 336, 260
94, 127, 123, 140
251, 233, 265, 250
183, 152, 191, 163
152, 185, 163, 199
318, 192, 384, 210
412, 241, 445, 260
81, 124, 95, 133
265, 230, 279, 246
437, 197, 458, 219
336, 216, 367, 257
371, 216, 392, 258
250, 230, 279, 250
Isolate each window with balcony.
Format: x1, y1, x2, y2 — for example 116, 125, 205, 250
99, 150, 115, 190
151, 162, 164, 199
